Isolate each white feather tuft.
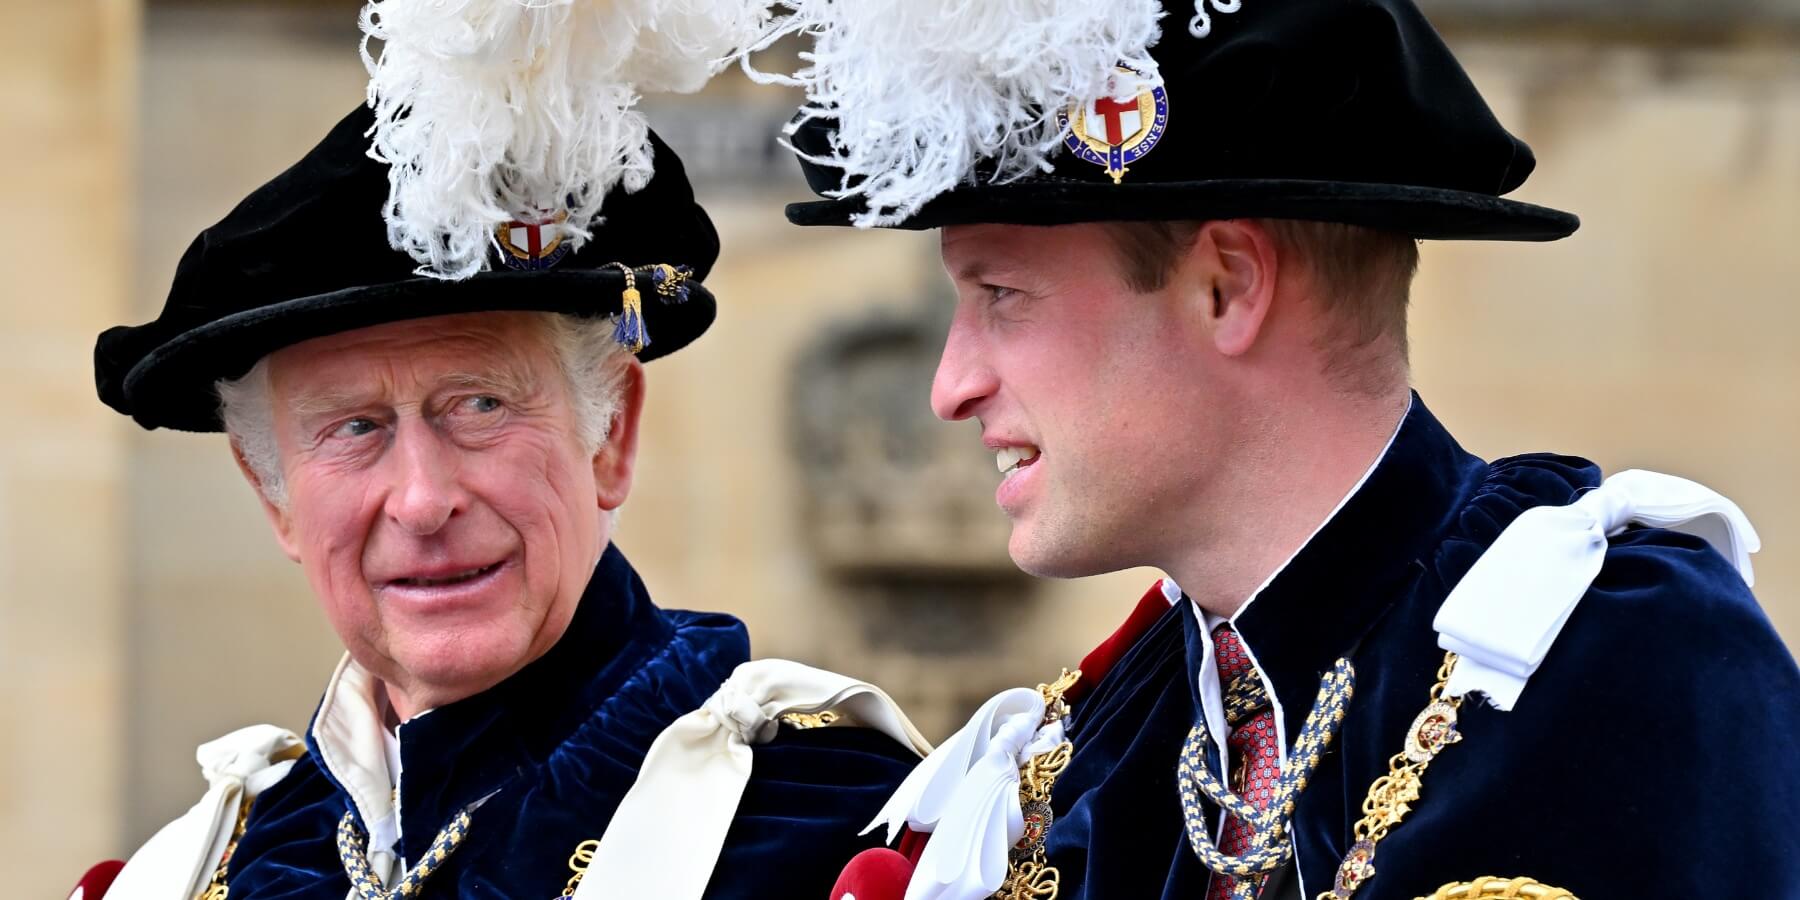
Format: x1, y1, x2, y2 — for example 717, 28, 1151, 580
741, 0, 1166, 227
362, 0, 769, 280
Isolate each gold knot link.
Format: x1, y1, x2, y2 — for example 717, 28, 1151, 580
1037, 669, 1081, 723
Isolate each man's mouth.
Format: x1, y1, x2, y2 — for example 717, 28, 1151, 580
388, 561, 504, 589
995, 445, 1041, 478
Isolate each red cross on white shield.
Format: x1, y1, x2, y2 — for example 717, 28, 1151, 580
503, 217, 562, 260
1087, 94, 1142, 146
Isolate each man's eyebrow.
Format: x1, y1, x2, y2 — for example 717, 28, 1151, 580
438, 366, 539, 397
949, 257, 1029, 284
285, 366, 540, 418
949, 259, 992, 283
289, 387, 379, 419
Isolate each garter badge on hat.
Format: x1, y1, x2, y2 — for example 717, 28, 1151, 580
1058, 66, 1169, 185
495, 211, 571, 271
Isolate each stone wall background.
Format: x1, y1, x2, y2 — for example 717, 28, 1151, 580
3, 2, 1796, 894
0, 0, 136, 893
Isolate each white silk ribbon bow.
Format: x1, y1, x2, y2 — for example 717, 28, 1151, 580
577, 659, 931, 900
106, 724, 304, 900
860, 687, 1067, 900
1435, 468, 1758, 710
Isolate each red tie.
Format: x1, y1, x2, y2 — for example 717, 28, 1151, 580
1206, 625, 1280, 900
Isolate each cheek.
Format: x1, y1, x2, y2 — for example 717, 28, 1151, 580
475, 432, 600, 548
287, 473, 383, 621
291, 468, 371, 548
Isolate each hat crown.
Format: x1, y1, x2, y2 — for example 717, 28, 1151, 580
1125, 0, 1531, 194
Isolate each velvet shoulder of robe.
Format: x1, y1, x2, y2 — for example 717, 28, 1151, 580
1043, 398, 1800, 900
224, 545, 916, 900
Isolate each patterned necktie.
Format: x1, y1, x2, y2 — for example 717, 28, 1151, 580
1203, 624, 1280, 900
1178, 625, 1356, 900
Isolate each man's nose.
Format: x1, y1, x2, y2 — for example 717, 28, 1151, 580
930, 305, 997, 422
384, 420, 467, 536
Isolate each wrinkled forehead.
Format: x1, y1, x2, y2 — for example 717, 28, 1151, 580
266, 311, 557, 410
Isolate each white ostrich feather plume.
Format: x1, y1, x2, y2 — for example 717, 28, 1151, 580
742, 0, 1165, 227
362, 0, 767, 279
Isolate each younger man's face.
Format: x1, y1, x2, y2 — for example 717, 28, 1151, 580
933, 222, 1230, 579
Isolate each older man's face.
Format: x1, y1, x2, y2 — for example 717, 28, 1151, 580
251, 312, 642, 718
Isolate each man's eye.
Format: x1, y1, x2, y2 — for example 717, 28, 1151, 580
334, 418, 379, 438
985, 284, 1018, 303
465, 395, 503, 414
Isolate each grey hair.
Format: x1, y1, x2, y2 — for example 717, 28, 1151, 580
218, 312, 632, 508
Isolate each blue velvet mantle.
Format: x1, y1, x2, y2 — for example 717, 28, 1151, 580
1043, 397, 1800, 899
226, 545, 916, 899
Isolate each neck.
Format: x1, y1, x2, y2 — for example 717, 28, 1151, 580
1165, 382, 1411, 619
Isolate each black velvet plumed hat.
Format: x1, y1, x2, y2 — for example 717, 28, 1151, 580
95, 106, 718, 433
774, 0, 1578, 240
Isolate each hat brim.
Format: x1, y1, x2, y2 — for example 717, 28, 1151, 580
786, 178, 1578, 240
117, 269, 715, 433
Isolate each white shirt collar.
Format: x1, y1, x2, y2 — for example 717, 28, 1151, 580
313, 654, 404, 861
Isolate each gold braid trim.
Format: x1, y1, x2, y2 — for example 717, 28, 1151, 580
1415, 877, 1579, 899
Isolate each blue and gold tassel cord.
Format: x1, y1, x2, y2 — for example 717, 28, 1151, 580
1178, 658, 1356, 899
337, 807, 472, 900
610, 263, 649, 354
649, 263, 693, 303
607, 263, 695, 354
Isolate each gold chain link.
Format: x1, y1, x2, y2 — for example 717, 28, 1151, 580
559, 838, 601, 898
1319, 652, 1465, 900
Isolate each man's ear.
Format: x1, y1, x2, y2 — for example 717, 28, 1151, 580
593, 358, 646, 512
1191, 219, 1280, 357
231, 439, 301, 563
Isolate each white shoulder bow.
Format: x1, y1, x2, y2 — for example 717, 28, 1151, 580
1436, 468, 1759, 710
576, 658, 931, 900
860, 685, 1069, 900
105, 724, 304, 900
